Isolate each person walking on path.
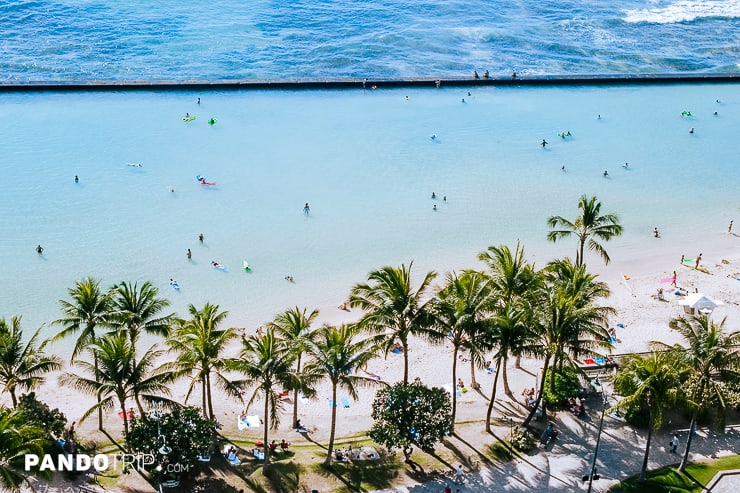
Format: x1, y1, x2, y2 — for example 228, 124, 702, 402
454, 464, 464, 484
670, 434, 679, 453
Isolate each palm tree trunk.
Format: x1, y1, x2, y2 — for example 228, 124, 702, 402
201, 379, 208, 417
678, 413, 696, 472
262, 390, 270, 471
120, 398, 129, 437
522, 355, 550, 428
485, 359, 503, 433
206, 373, 214, 420
639, 411, 654, 482
502, 356, 513, 397
325, 381, 339, 465
134, 394, 145, 418
578, 238, 585, 267
469, 358, 477, 389
514, 355, 521, 370
10, 389, 17, 408
94, 352, 103, 432
451, 346, 458, 432
293, 355, 302, 428
402, 335, 409, 385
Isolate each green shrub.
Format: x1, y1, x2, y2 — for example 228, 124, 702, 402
542, 367, 580, 407
509, 427, 537, 453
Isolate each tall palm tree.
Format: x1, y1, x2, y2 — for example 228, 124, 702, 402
167, 303, 241, 419
60, 332, 176, 436
612, 352, 685, 482
267, 306, 319, 428
349, 262, 437, 384
655, 315, 740, 472
0, 407, 45, 492
478, 243, 538, 371
484, 303, 533, 432
228, 329, 300, 471
0, 317, 62, 408
109, 280, 174, 345
432, 271, 493, 431
54, 277, 114, 430
304, 324, 378, 465
547, 195, 623, 266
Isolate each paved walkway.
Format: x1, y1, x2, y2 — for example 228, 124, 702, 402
375, 402, 740, 493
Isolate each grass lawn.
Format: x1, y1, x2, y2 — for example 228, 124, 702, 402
609, 454, 740, 492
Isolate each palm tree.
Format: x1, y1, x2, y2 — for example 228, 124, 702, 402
547, 195, 623, 266
60, 332, 176, 436
612, 352, 685, 482
484, 303, 533, 433
109, 280, 174, 345
0, 407, 45, 492
305, 324, 378, 465
54, 277, 114, 430
0, 316, 62, 408
229, 329, 300, 471
654, 315, 740, 472
167, 303, 241, 420
267, 306, 319, 428
349, 262, 437, 384
432, 271, 493, 431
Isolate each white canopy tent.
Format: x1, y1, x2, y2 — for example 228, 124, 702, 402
678, 293, 724, 314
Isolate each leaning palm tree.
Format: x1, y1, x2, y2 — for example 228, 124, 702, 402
54, 277, 114, 430
109, 280, 174, 346
654, 315, 740, 472
304, 324, 378, 465
547, 195, 623, 266
0, 407, 46, 492
612, 352, 685, 482
167, 303, 241, 420
228, 329, 300, 471
349, 262, 437, 384
267, 306, 319, 428
0, 316, 62, 408
60, 332, 176, 436
432, 270, 493, 431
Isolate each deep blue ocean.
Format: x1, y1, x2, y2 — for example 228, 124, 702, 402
2, 0, 739, 82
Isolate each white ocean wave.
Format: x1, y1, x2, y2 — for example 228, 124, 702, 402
624, 0, 740, 24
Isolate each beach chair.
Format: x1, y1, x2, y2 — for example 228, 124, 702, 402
341, 397, 350, 408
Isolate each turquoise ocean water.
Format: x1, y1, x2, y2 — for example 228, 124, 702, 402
1, 0, 740, 82
1, 84, 739, 338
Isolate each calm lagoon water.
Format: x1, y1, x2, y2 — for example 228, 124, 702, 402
1, 84, 739, 339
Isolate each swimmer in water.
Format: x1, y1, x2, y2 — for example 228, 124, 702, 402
433, 204, 437, 211
36, 244, 43, 255
186, 248, 192, 260
689, 127, 694, 134
561, 165, 565, 171
603, 170, 609, 177
431, 134, 437, 140
443, 196, 446, 202
197, 97, 201, 104
622, 162, 629, 168
431, 192, 436, 199
303, 203, 310, 214
198, 233, 204, 243
74, 175, 79, 183
541, 139, 548, 148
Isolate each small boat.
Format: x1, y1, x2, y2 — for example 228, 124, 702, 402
243, 260, 251, 270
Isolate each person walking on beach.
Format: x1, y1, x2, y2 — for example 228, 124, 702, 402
36, 244, 43, 255
670, 434, 679, 453
653, 227, 660, 238
303, 203, 310, 214
729, 220, 734, 233
672, 270, 677, 287
695, 253, 702, 269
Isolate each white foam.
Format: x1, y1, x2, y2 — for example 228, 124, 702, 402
624, 0, 740, 24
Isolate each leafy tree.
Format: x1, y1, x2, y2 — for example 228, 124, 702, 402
349, 262, 437, 384
305, 324, 378, 465
370, 378, 452, 461
432, 270, 493, 430
0, 316, 62, 408
167, 303, 241, 419
61, 332, 176, 436
126, 406, 216, 479
0, 407, 46, 492
546, 195, 623, 266
612, 352, 685, 482
229, 329, 300, 471
541, 366, 580, 407
267, 306, 319, 428
656, 315, 740, 472
16, 392, 67, 439
54, 277, 114, 431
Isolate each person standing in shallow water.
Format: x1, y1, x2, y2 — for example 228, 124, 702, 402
36, 244, 43, 255
187, 248, 192, 260
74, 175, 79, 183
198, 233, 204, 243
303, 203, 310, 214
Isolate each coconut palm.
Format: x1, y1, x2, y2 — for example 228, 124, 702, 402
612, 352, 685, 482
349, 262, 437, 384
0, 316, 62, 408
109, 280, 174, 345
432, 270, 494, 431
654, 315, 740, 472
54, 277, 114, 430
304, 324, 378, 465
547, 195, 623, 266
228, 329, 300, 471
483, 302, 533, 432
267, 306, 319, 428
0, 407, 45, 492
60, 332, 176, 436
167, 303, 241, 419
